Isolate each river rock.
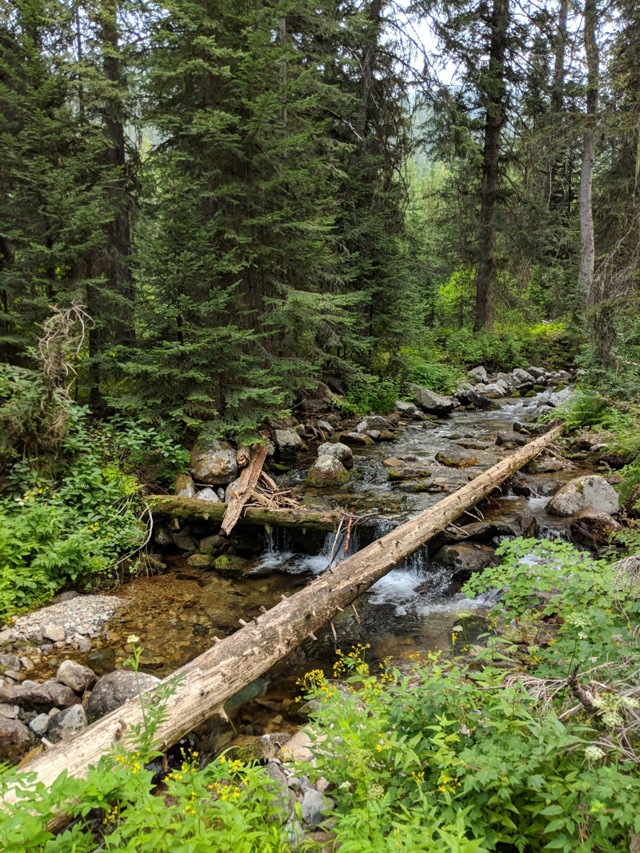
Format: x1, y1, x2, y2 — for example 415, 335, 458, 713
280, 729, 313, 763
306, 456, 350, 488
190, 439, 238, 485
454, 388, 500, 410
395, 400, 420, 418
316, 420, 334, 436
0, 654, 21, 673
412, 386, 454, 416
199, 534, 229, 556
87, 670, 161, 720
47, 704, 87, 743
0, 717, 36, 764
317, 442, 353, 468
512, 368, 535, 384
41, 623, 66, 643
29, 713, 50, 737
186, 553, 212, 568
547, 475, 619, 517
4, 680, 77, 710
338, 431, 373, 447
435, 448, 478, 468
301, 788, 335, 830
387, 465, 431, 481
467, 366, 488, 383
569, 511, 622, 550
174, 473, 197, 498
196, 487, 221, 502
356, 416, 394, 433
171, 529, 197, 552
496, 431, 527, 447
483, 382, 509, 398
434, 542, 496, 574
224, 477, 241, 502
56, 660, 96, 693
275, 429, 303, 452
527, 366, 546, 380
154, 523, 173, 546
212, 554, 253, 577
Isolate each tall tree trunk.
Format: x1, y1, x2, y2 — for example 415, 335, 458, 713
474, 0, 509, 331
544, 0, 569, 208
578, 0, 598, 306
99, 0, 134, 346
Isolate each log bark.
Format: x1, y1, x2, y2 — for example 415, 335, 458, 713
3, 425, 562, 811
148, 496, 349, 531
221, 442, 269, 536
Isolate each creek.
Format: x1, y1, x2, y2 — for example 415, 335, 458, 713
28, 391, 597, 753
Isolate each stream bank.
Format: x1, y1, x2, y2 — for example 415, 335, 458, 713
0, 366, 625, 766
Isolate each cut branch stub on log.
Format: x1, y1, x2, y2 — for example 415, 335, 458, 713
3, 424, 562, 814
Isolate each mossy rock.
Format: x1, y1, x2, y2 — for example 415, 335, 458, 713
533, 384, 546, 392
387, 466, 431, 482
525, 390, 537, 398
186, 553, 213, 569
212, 554, 254, 577
511, 390, 521, 398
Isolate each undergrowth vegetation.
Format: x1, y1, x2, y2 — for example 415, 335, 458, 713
2, 539, 639, 851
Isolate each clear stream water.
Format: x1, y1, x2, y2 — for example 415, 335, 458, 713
35, 392, 597, 750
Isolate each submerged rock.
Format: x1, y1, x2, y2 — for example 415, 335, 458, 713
547, 475, 619, 517
306, 456, 350, 488
190, 439, 238, 485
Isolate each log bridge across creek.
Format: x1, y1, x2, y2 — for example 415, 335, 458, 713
3, 424, 563, 813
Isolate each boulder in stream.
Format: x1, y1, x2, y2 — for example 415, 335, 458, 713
412, 386, 454, 416
547, 475, 619, 517
318, 442, 353, 468
435, 448, 478, 468
87, 670, 161, 720
190, 439, 238, 485
395, 400, 420, 418
356, 415, 394, 433
569, 511, 622, 550
306, 455, 350, 488
433, 542, 497, 575
274, 429, 303, 453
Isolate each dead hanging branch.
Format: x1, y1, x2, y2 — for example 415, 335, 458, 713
36, 303, 93, 445
38, 303, 91, 400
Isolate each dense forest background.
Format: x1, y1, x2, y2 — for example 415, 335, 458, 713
1, 0, 639, 440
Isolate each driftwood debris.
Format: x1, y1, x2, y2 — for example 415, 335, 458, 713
221, 441, 269, 536
3, 424, 562, 813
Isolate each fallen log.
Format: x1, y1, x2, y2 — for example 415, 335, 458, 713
148, 495, 349, 530
3, 424, 562, 812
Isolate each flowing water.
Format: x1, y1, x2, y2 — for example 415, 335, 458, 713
33, 391, 598, 751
